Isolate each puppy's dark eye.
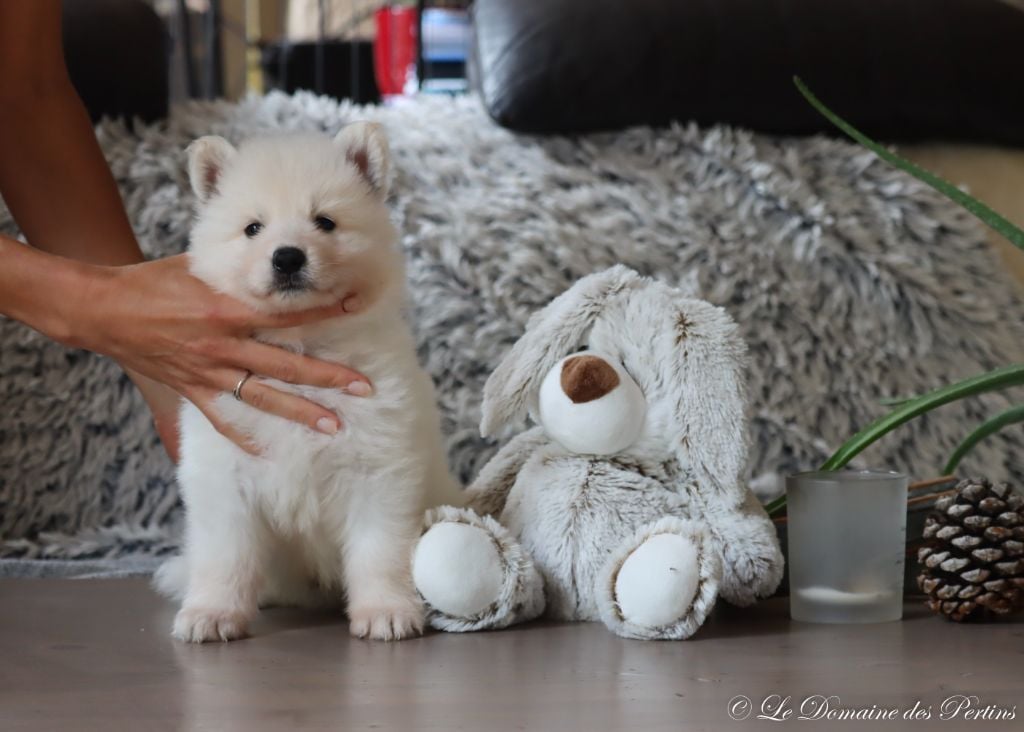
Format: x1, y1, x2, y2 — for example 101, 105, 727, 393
244, 222, 262, 238
314, 216, 336, 232
576, 344, 589, 352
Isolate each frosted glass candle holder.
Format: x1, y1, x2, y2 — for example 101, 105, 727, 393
787, 470, 909, 624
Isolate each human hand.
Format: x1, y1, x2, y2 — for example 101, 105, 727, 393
56, 254, 371, 456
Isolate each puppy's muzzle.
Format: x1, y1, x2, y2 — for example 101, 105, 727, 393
271, 246, 310, 291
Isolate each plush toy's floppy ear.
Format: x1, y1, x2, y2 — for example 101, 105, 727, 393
666, 296, 751, 509
187, 136, 237, 203
334, 121, 391, 197
480, 265, 643, 437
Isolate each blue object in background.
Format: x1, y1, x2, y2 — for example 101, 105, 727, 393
420, 7, 470, 93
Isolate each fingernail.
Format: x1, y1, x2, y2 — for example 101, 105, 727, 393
316, 417, 339, 435
346, 381, 373, 397
342, 295, 363, 313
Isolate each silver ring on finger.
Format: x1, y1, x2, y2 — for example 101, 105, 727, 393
232, 370, 253, 402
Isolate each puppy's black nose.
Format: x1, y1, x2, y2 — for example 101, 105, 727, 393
272, 247, 306, 275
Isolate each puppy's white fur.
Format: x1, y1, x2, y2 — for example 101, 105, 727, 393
154, 123, 461, 642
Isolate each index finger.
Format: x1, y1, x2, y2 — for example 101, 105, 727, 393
235, 341, 372, 394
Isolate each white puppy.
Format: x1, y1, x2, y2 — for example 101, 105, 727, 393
155, 123, 461, 642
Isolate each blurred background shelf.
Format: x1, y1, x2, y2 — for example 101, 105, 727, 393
149, 0, 472, 103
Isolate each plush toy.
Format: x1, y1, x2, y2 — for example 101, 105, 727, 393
412, 266, 784, 639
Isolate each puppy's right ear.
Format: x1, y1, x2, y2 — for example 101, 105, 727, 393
187, 136, 237, 203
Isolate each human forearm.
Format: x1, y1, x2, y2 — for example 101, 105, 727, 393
0, 1, 143, 266
0, 82, 143, 266
0, 233, 100, 344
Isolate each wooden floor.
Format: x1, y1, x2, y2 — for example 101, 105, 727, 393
0, 579, 1021, 731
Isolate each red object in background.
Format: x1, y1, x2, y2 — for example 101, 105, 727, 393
374, 6, 418, 96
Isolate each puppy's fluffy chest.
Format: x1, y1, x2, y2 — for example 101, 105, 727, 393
204, 310, 432, 528
254, 308, 419, 411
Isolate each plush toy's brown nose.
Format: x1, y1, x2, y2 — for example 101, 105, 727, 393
560, 355, 620, 403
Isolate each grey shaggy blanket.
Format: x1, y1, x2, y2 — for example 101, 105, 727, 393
2, 92, 1022, 570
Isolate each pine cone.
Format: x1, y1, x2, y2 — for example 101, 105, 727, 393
917, 478, 1024, 621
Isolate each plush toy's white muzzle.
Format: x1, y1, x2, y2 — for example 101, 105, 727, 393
537, 352, 646, 455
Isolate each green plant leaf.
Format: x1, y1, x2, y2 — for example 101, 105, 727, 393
943, 405, 1024, 475
821, 364, 1024, 472
794, 77, 1024, 253
765, 494, 786, 517
767, 364, 1024, 517
879, 395, 914, 407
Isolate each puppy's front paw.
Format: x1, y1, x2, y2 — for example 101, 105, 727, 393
349, 603, 425, 641
173, 606, 250, 643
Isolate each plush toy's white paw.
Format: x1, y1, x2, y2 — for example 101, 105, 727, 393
599, 517, 721, 640
172, 606, 250, 643
348, 604, 424, 641
413, 522, 504, 618
614, 533, 701, 628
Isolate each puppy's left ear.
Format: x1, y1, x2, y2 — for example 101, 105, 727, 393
334, 121, 391, 197
187, 136, 237, 204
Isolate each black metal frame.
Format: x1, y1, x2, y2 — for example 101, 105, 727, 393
175, 0, 223, 99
